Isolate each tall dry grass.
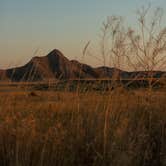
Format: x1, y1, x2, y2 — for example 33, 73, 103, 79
0, 89, 165, 166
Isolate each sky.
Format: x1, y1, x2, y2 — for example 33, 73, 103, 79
0, 0, 166, 69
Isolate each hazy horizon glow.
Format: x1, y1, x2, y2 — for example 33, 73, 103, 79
0, 0, 166, 69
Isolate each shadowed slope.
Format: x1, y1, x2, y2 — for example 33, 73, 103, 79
1, 49, 98, 81
0, 49, 165, 82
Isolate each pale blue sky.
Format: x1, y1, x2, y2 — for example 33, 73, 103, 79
0, 0, 165, 68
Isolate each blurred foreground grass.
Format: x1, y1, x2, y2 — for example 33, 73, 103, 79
0, 88, 165, 166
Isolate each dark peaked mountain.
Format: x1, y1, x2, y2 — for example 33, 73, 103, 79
0, 49, 166, 81
0, 49, 99, 81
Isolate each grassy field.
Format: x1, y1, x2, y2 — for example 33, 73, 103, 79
0, 84, 165, 166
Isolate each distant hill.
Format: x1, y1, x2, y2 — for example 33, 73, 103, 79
0, 49, 165, 81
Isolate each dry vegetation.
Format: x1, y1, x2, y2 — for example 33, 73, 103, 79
0, 87, 165, 166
